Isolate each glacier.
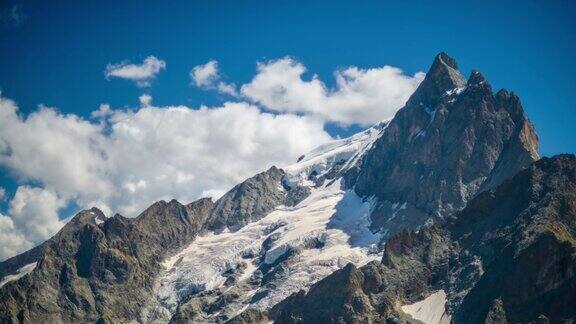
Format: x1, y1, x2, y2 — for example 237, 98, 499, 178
141, 122, 387, 322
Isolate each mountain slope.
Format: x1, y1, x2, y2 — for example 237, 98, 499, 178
142, 125, 386, 323
266, 154, 576, 324
348, 52, 539, 236
0, 201, 213, 323
0, 52, 548, 323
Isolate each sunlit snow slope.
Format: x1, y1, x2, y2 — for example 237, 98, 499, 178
141, 122, 387, 322
401, 290, 451, 324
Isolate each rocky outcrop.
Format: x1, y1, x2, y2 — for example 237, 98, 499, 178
269, 225, 453, 323
0, 200, 213, 323
347, 52, 539, 238
207, 166, 310, 231
265, 155, 576, 323
448, 154, 576, 323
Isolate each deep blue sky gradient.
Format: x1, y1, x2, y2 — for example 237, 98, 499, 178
0, 0, 574, 212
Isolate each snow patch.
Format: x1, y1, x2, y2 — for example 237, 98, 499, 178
0, 262, 37, 289
283, 121, 386, 187
401, 290, 451, 324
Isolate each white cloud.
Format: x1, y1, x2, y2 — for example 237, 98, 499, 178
0, 55, 424, 260
0, 186, 65, 260
105, 56, 166, 87
8, 186, 65, 242
139, 93, 153, 107
91, 103, 112, 119
241, 57, 425, 126
0, 187, 5, 200
191, 60, 219, 87
190, 60, 238, 96
217, 82, 238, 96
0, 94, 331, 259
0, 213, 33, 261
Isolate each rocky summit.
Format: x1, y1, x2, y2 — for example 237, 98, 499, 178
1, 53, 573, 324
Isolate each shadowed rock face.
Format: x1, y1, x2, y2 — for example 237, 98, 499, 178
448, 154, 576, 323
265, 155, 576, 324
347, 52, 539, 238
0, 199, 214, 323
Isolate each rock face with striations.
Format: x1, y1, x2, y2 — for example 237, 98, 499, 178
347, 52, 539, 237
265, 154, 576, 323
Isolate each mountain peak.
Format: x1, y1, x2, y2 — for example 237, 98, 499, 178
467, 69, 487, 86
407, 52, 466, 107
432, 51, 460, 70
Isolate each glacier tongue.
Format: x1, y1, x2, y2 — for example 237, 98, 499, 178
143, 179, 381, 322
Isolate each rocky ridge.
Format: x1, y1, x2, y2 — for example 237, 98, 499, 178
348, 52, 539, 238
255, 154, 576, 323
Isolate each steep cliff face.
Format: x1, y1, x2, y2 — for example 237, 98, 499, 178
266, 155, 576, 324
448, 154, 576, 323
348, 52, 539, 237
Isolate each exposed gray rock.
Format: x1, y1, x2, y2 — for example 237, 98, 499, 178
0, 199, 213, 323
265, 155, 576, 324
0, 52, 564, 324
207, 166, 310, 231
227, 308, 270, 324
347, 52, 539, 239
484, 298, 508, 324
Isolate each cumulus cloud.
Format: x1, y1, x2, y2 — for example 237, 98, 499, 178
0, 55, 424, 260
91, 103, 112, 119
0, 186, 65, 260
191, 60, 219, 87
217, 82, 238, 96
0, 213, 33, 261
241, 57, 425, 126
190, 60, 238, 96
8, 186, 65, 242
105, 56, 166, 87
0, 93, 331, 259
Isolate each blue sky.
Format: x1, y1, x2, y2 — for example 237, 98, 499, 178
1, 0, 575, 151
0, 0, 574, 259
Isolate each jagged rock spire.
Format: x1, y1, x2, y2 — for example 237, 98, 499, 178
467, 69, 487, 86
407, 52, 467, 107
